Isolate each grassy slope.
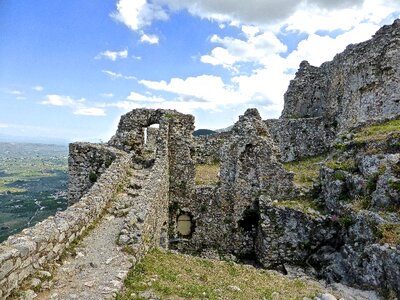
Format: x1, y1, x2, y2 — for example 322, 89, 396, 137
118, 249, 324, 300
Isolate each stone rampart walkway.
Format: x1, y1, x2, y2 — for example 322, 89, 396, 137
21, 168, 150, 300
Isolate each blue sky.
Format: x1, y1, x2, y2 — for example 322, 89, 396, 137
1, 0, 399, 143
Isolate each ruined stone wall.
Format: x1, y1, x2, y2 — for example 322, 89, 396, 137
171, 109, 298, 259
0, 154, 132, 299
266, 117, 335, 162
118, 117, 170, 255
68, 143, 125, 204
192, 132, 231, 164
281, 19, 400, 131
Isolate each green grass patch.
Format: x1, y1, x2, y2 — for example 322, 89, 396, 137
272, 198, 322, 216
195, 163, 220, 185
325, 159, 356, 172
353, 118, 400, 143
117, 249, 324, 300
377, 223, 400, 246
283, 155, 326, 188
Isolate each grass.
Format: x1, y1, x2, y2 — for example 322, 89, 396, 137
195, 163, 220, 185
271, 198, 322, 216
325, 159, 356, 172
377, 223, 400, 246
353, 118, 400, 143
117, 249, 325, 300
282, 155, 326, 188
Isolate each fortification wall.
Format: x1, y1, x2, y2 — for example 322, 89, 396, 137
281, 19, 400, 131
68, 143, 125, 204
0, 154, 132, 299
265, 117, 335, 162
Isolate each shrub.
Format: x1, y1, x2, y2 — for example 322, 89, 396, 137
88, 171, 97, 183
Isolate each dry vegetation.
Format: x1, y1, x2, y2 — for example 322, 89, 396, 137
195, 163, 220, 185
117, 249, 324, 300
283, 155, 326, 188
377, 223, 400, 246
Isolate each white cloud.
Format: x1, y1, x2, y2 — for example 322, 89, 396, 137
140, 33, 160, 44
0, 123, 9, 128
41, 94, 106, 116
10, 90, 22, 95
111, 0, 168, 31
108, 0, 400, 120
201, 28, 287, 69
127, 91, 165, 102
41, 95, 83, 106
140, 75, 247, 105
102, 70, 136, 80
16, 96, 27, 100
32, 86, 44, 91
100, 93, 114, 98
112, 0, 370, 32
95, 49, 128, 61
74, 107, 106, 116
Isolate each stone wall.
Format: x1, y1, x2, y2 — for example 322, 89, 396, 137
281, 19, 400, 132
170, 109, 298, 259
0, 154, 132, 299
266, 117, 335, 162
68, 143, 125, 204
192, 132, 231, 164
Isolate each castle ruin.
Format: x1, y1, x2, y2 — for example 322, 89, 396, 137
1, 19, 400, 300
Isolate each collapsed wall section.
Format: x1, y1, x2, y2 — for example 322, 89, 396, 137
0, 154, 132, 299
68, 143, 125, 205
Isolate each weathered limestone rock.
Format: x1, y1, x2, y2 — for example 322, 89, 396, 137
281, 19, 400, 131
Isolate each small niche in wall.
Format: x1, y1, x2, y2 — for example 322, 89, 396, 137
176, 213, 193, 236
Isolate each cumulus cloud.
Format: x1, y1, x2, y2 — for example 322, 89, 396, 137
109, 0, 400, 118
140, 75, 247, 105
111, 0, 168, 31
95, 49, 128, 61
140, 33, 160, 44
41, 94, 106, 116
102, 70, 136, 80
111, 0, 371, 32
201, 27, 287, 69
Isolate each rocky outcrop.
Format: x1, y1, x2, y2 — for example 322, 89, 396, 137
281, 19, 400, 132
266, 117, 335, 162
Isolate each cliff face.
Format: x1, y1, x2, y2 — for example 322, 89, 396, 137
282, 19, 400, 131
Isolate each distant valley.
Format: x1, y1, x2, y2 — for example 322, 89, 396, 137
0, 143, 68, 242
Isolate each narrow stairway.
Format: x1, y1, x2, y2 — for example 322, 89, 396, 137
30, 167, 151, 300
